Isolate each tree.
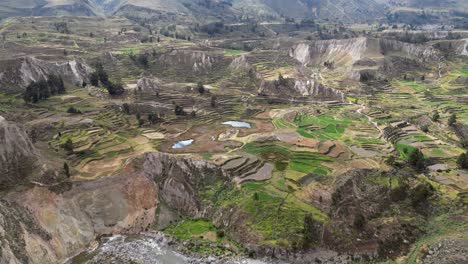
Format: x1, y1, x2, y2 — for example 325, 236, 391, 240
122, 103, 130, 114
67, 106, 81, 114
302, 214, 320, 249
461, 137, 468, 149
253, 192, 259, 201
148, 112, 160, 124
95, 63, 109, 86
63, 138, 74, 153
106, 82, 125, 96
175, 104, 185, 116
138, 118, 144, 127
448, 113, 457, 126
63, 162, 70, 178
197, 81, 205, 95
457, 152, 468, 169
211, 96, 216, 108
277, 73, 287, 86
90, 72, 99, 86
385, 155, 396, 166
431, 110, 440, 122
137, 53, 149, 68
408, 149, 425, 172
421, 125, 429, 133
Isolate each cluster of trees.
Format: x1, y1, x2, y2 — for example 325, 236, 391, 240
431, 110, 458, 127
53, 22, 70, 34
23, 75, 65, 103
129, 52, 150, 68
198, 22, 225, 36
90, 63, 125, 96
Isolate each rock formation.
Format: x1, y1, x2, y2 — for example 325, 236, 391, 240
0, 56, 91, 93
0, 152, 228, 263
0, 116, 39, 189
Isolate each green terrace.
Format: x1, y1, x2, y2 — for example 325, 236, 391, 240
294, 113, 351, 140
242, 142, 332, 175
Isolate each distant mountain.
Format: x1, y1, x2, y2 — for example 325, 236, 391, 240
0, 0, 101, 18
105, 0, 389, 23
0, 0, 466, 26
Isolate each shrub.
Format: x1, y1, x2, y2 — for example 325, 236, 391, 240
457, 152, 468, 169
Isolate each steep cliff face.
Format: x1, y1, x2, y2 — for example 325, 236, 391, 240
0, 116, 39, 189
0, 56, 91, 92
158, 50, 215, 73
258, 77, 345, 102
290, 37, 441, 67
143, 152, 228, 217
379, 38, 441, 62
0, 151, 230, 263
290, 37, 370, 66
0, 172, 158, 264
453, 39, 468, 56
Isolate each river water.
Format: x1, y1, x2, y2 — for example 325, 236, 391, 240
67, 233, 270, 264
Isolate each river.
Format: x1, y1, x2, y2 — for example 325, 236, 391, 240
67, 233, 270, 264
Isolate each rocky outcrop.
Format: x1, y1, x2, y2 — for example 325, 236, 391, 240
379, 38, 440, 62
143, 152, 228, 217
0, 56, 91, 92
137, 76, 161, 92
258, 78, 345, 102
0, 172, 158, 264
0, 116, 39, 189
323, 169, 424, 258
229, 55, 252, 71
0, 151, 230, 263
158, 50, 215, 73
290, 37, 369, 66
453, 39, 468, 56
289, 37, 441, 67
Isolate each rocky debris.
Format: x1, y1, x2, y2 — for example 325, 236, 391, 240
0, 116, 40, 188
422, 239, 468, 264
68, 232, 278, 264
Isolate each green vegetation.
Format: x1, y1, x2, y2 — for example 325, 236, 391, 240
165, 219, 216, 240
204, 181, 328, 246
23, 75, 65, 103
295, 113, 350, 140
457, 152, 468, 169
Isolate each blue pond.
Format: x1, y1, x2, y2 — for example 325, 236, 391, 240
222, 121, 251, 128
172, 139, 194, 149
